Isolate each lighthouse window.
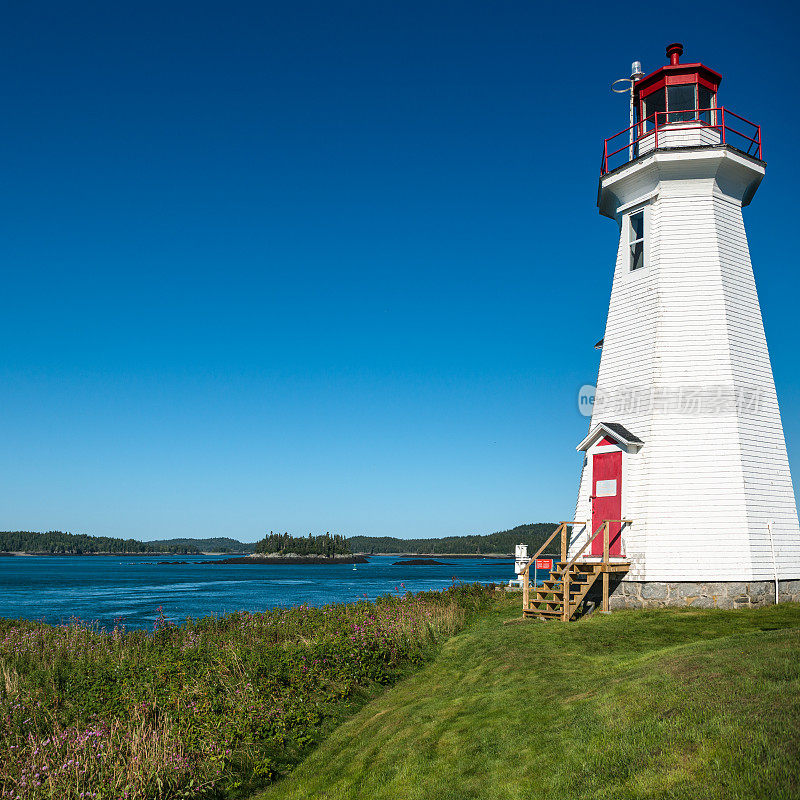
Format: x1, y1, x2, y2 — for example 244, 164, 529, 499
643, 89, 666, 125
667, 84, 697, 123
698, 85, 716, 124
629, 210, 645, 271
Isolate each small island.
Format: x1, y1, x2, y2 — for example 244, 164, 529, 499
203, 532, 369, 565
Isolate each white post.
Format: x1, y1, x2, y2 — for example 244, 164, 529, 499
627, 62, 644, 162
767, 520, 779, 605
514, 544, 528, 589
628, 83, 635, 163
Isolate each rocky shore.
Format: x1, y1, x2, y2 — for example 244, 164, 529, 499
376, 553, 512, 559
201, 553, 371, 565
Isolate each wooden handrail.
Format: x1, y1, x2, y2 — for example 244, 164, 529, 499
520, 524, 560, 577
519, 521, 586, 576
520, 522, 586, 617
565, 519, 632, 571
562, 519, 631, 621
522, 518, 634, 621
520, 522, 563, 612
565, 522, 606, 570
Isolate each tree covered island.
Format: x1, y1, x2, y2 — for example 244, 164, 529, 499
254, 531, 350, 556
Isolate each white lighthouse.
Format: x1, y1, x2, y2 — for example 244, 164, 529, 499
571, 43, 800, 609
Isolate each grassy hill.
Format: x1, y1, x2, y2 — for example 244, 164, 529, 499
256, 598, 800, 800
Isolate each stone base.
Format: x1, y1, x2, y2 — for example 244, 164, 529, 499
604, 579, 800, 610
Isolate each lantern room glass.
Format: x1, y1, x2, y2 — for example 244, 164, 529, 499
698, 85, 716, 123
641, 82, 716, 127
667, 85, 696, 122
643, 90, 665, 126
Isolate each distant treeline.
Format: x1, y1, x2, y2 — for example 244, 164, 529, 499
146, 537, 257, 554
348, 523, 559, 555
0, 531, 199, 555
1, 524, 561, 556
255, 532, 350, 556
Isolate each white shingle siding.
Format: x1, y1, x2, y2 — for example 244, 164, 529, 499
639, 122, 721, 155
574, 146, 800, 582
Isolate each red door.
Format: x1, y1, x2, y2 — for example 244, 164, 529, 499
591, 451, 622, 556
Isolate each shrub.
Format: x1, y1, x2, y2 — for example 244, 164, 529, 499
0, 584, 494, 800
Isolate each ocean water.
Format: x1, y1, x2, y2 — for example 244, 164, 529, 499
0, 554, 521, 630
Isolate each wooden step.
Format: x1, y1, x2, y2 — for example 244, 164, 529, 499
539, 577, 592, 587
550, 566, 601, 577
536, 587, 591, 599
520, 521, 632, 621
541, 577, 590, 588
524, 609, 562, 617
527, 613, 562, 618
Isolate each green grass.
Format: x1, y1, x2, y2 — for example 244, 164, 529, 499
256, 597, 800, 800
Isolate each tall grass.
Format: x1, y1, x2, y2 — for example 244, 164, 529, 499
0, 583, 493, 800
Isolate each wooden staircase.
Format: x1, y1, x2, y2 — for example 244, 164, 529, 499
520, 520, 632, 622
523, 561, 604, 621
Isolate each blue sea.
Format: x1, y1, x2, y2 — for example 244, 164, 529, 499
0, 554, 519, 630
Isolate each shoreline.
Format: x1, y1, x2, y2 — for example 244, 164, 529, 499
202, 554, 371, 565
0, 551, 513, 559
0, 551, 209, 557
371, 552, 512, 559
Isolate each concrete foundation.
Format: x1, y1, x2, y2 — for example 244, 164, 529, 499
604, 579, 800, 610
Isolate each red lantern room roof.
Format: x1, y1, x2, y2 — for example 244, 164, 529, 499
634, 42, 722, 105
600, 43, 762, 177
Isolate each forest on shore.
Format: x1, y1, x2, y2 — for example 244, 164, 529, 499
349, 523, 558, 555
0, 531, 200, 555
146, 537, 258, 554
1, 522, 559, 556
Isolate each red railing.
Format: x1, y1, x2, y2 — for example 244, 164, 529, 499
601, 107, 762, 175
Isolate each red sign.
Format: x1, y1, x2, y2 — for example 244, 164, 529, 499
535, 559, 552, 570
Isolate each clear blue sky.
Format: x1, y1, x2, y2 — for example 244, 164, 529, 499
2, 1, 798, 542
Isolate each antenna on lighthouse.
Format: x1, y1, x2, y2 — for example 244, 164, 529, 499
611, 61, 646, 161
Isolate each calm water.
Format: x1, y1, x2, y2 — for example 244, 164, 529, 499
0, 554, 518, 630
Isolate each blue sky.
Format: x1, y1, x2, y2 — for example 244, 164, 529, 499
2, 1, 798, 542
